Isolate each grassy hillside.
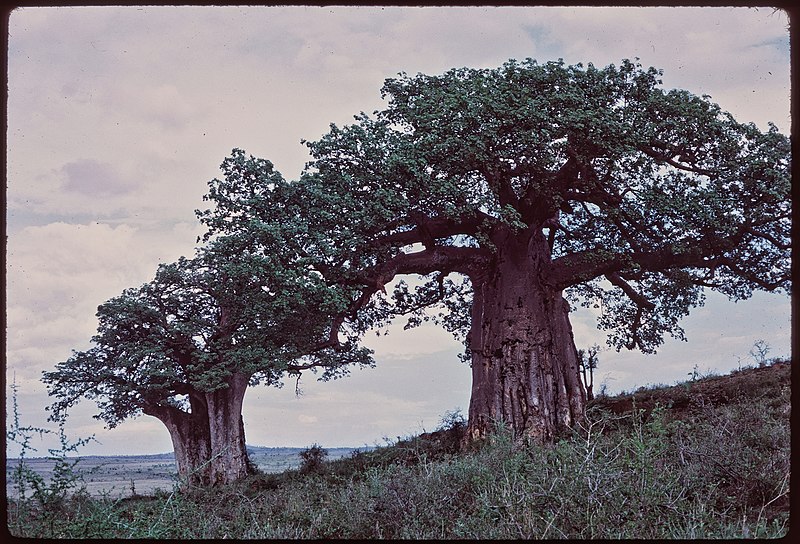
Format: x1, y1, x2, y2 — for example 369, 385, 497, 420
6, 360, 790, 539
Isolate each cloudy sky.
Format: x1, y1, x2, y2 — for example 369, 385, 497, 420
6, 5, 791, 457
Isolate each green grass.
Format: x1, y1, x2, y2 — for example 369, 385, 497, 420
6, 361, 790, 539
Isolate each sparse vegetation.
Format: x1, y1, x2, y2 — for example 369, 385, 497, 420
749, 339, 772, 367
6, 360, 790, 539
578, 345, 600, 400
6, 382, 95, 537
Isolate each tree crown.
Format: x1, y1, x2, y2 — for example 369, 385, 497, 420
198, 58, 790, 355
44, 239, 373, 427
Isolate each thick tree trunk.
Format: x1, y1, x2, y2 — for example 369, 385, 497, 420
145, 399, 213, 487
205, 371, 253, 485
144, 371, 254, 487
466, 228, 586, 443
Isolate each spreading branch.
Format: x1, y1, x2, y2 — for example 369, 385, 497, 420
638, 143, 716, 177
310, 245, 492, 352
549, 243, 713, 291
605, 272, 656, 311
377, 211, 493, 248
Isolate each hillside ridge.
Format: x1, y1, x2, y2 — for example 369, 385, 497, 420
590, 359, 790, 417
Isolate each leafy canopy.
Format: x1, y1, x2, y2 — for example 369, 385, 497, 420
44, 238, 372, 427
199, 58, 790, 356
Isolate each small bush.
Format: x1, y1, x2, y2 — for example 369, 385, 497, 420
299, 444, 329, 474
6, 382, 98, 537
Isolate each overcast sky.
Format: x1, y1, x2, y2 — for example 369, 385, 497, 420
5, 5, 791, 457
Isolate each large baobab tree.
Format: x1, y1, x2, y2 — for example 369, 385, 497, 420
198, 58, 792, 443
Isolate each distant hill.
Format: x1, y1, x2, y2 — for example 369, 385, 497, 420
6, 446, 370, 498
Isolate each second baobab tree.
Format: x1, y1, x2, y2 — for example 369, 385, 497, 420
43, 236, 372, 486
199, 58, 791, 444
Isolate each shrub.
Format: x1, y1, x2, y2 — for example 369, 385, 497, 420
299, 444, 329, 474
6, 382, 96, 537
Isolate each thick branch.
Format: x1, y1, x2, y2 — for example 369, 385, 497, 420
605, 272, 656, 311
141, 400, 192, 423
286, 359, 338, 372
744, 225, 791, 250
359, 245, 492, 286
548, 245, 710, 291
306, 286, 378, 353
480, 165, 519, 208
626, 305, 645, 351
309, 245, 492, 353
715, 257, 789, 291
519, 156, 579, 223
378, 211, 493, 247
638, 144, 716, 176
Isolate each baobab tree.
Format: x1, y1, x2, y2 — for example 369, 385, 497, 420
44, 238, 372, 486
200, 58, 790, 444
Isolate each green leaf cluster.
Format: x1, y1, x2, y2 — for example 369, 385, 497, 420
45, 190, 374, 426
199, 58, 790, 355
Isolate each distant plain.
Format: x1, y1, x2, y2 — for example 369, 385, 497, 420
6, 447, 363, 498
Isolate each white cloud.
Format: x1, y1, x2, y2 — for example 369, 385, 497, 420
61, 159, 136, 196
6, 5, 790, 456
522, 7, 790, 129
244, 357, 469, 448
6, 220, 203, 456
107, 83, 197, 131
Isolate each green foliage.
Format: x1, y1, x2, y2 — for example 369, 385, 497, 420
199, 58, 790, 360
43, 234, 374, 428
299, 444, 329, 474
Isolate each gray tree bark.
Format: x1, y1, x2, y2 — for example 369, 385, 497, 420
465, 227, 586, 443
144, 371, 254, 487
